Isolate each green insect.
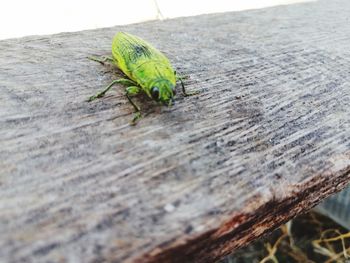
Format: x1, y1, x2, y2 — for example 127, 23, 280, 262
88, 32, 197, 124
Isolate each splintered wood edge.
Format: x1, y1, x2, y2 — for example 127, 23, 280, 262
135, 166, 350, 263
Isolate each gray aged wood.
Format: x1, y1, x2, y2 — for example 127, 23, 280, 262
1, 0, 350, 262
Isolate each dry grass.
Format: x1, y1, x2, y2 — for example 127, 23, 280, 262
222, 211, 350, 263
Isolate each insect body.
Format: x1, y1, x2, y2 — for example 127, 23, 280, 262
88, 32, 195, 124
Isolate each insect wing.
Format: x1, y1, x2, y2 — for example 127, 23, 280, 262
112, 32, 167, 72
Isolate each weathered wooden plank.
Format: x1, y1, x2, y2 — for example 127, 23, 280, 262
1, 0, 350, 262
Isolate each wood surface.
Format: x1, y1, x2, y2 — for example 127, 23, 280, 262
1, 0, 350, 262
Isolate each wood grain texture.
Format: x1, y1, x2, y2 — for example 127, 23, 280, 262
1, 0, 350, 262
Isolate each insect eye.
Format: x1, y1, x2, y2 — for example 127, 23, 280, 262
151, 87, 160, 100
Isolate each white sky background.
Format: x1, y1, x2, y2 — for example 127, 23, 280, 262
0, 0, 315, 40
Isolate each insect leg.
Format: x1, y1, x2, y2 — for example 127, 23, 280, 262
88, 78, 136, 102
175, 71, 199, 97
88, 55, 114, 65
175, 71, 190, 80
125, 86, 142, 125
126, 86, 141, 96
178, 76, 199, 97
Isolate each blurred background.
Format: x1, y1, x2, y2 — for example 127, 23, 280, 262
0, 0, 314, 40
